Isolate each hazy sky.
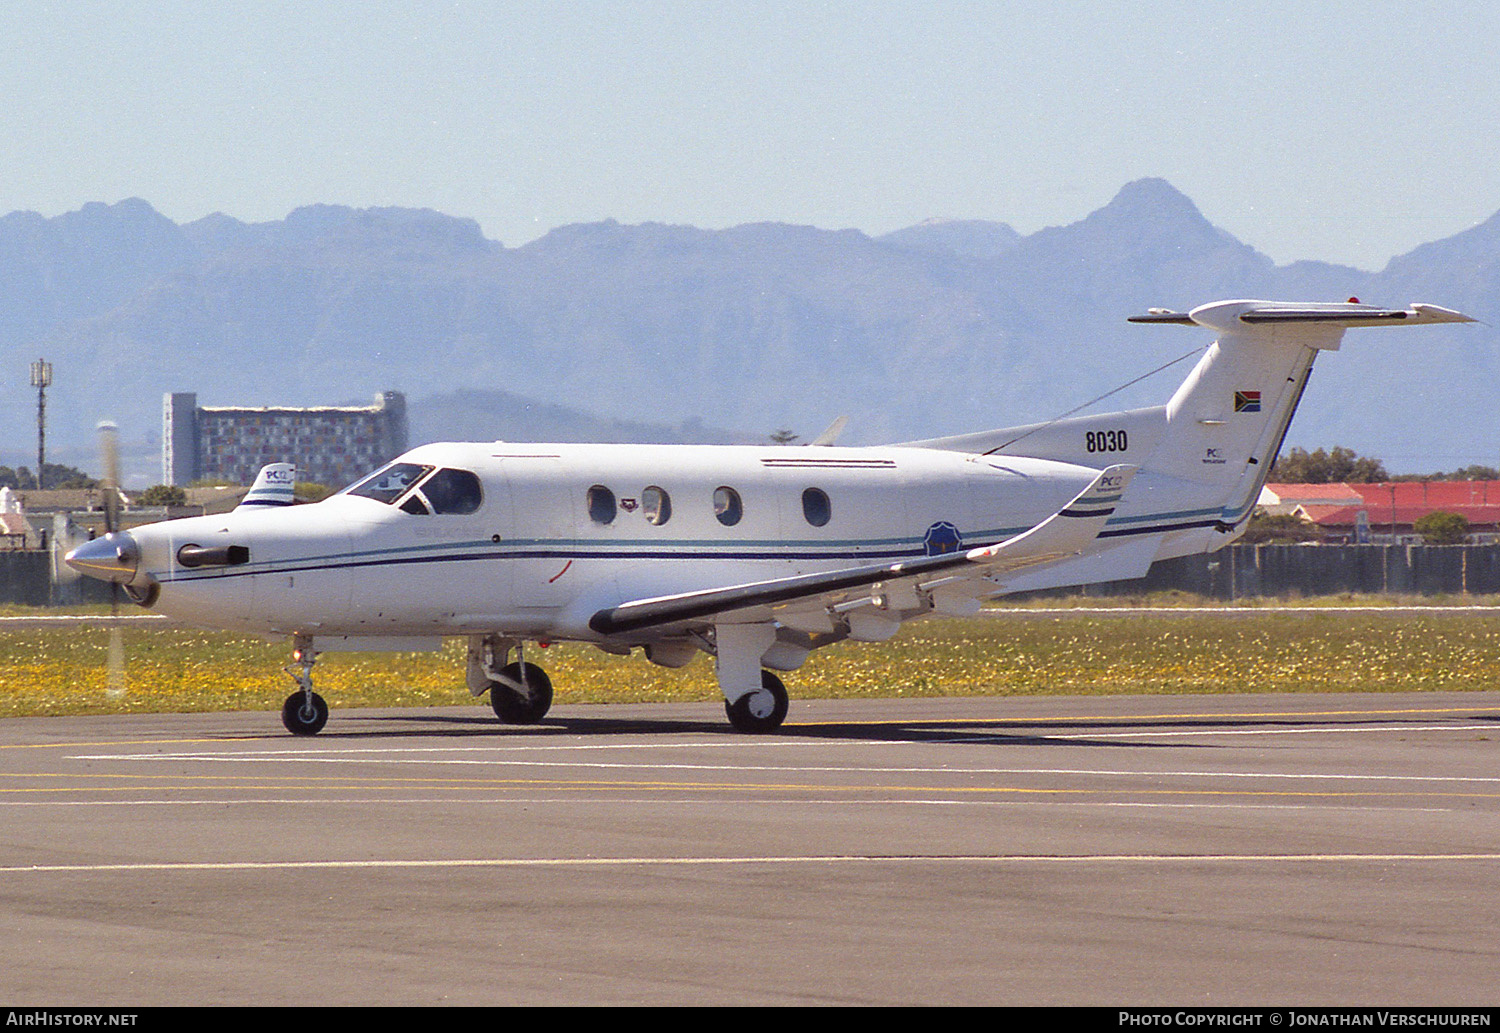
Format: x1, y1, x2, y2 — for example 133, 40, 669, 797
3, 0, 1498, 270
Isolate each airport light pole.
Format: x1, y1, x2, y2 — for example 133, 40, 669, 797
29, 359, 51, 490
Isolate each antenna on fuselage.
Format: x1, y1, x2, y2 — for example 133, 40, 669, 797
809, 415, 849, 447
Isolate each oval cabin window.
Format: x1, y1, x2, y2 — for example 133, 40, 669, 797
587, 485, 617, 525
713, 486, 743, 526
642, 486, 672, 526
801, 487, 831, 527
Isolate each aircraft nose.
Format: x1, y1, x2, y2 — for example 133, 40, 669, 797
65, 531, 141, 584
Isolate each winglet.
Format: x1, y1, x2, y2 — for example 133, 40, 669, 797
236, 463, 297, 509
965, 464, 1136, 570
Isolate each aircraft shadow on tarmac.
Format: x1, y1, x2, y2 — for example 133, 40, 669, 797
314, 703, 1496, 749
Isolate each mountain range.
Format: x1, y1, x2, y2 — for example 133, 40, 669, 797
2, 179, 1496, 485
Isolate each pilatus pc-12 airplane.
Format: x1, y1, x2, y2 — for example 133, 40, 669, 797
67, 299, 1472, 735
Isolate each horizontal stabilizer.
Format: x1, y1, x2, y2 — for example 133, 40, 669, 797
1130, 300, 1475, 331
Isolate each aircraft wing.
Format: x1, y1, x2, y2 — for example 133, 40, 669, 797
588, 464, 1136, 637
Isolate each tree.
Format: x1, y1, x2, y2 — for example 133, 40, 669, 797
768, 429, 799, 445
0, 463, 97, 490
1241, 512, 1324, 544
1451, 465, 1500, 481
1270, 446, 1387, 483
1414, 511, 1469, 545
1392, 464, 1500, 483
138, 484, 188, 507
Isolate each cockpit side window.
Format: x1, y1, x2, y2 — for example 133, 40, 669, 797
345, 463, 434, 504
417, 469, 484, 514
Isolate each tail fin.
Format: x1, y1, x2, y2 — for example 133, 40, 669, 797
1126, 300, 1473, 556
906, 299, 1473, 567
236, 463, 297, 509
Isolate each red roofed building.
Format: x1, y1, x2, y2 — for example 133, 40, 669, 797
1261, 481, 1500, 541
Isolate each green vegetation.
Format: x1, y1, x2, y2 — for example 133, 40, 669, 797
1268, 446, 1497, 484
2, 603, 1497, 719
1415, 510, 1470, 545
0, 463, 98, 490
1240, 512, 1324, 544
137, 484, 188, 507
1269, 446, 1386, 483
1393, 465, 1500, 483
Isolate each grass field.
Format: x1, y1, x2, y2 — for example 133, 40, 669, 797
3, 599, 1499, 718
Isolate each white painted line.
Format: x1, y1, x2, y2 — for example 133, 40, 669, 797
1037, 723, 1496, 741
5, 851, 1499, 875
69, 745, 1500, 784
72, 722, 1500, 773
0, 797, 1458, 812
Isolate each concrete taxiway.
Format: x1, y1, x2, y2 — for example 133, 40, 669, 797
1, 692, 1497, 1005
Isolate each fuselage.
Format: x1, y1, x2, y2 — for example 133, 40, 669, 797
110, 441, 1099, 642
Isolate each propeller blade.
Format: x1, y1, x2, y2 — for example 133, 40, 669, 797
98, 421, 121, 535
51, 519, 80, 585
106, 617, 126, 699
97, 421, 127, 699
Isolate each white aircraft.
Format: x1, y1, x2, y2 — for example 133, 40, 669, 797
66, 299, 1472, 735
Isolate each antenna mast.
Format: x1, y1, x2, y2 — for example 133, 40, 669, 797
29, 359, 51, 489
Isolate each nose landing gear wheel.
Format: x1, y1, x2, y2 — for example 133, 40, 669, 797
725, 671, 789, 733
489, 662, 553, 724
281, 691, 329, 735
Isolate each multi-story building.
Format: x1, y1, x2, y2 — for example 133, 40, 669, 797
163, 391, 408, 488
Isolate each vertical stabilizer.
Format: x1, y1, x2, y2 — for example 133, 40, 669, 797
1125, 300, 1473, 557
237, 463, 297, 509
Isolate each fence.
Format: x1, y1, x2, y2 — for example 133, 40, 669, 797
6, 543, 1500, 608
0, 551, 114, 606
1082, 543, 1500, 599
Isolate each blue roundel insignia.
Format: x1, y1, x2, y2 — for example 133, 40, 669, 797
923, 521, 962, 557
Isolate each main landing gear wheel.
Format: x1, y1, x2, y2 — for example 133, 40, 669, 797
725, 671, 789, 733
489, 662, 554, 724
281, 691, 329, 736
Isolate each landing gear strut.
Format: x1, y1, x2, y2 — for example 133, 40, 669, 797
489, 660, 554, 724
724, 670, 789, 733
471, 636, 554, 724
282, 637, 329, 735
715, 623, 791, 733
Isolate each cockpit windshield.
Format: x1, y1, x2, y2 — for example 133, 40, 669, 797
344, 463, 434, 504
343, 462, 483, 515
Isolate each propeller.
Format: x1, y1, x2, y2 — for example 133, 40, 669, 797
98, 421, 126, 700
